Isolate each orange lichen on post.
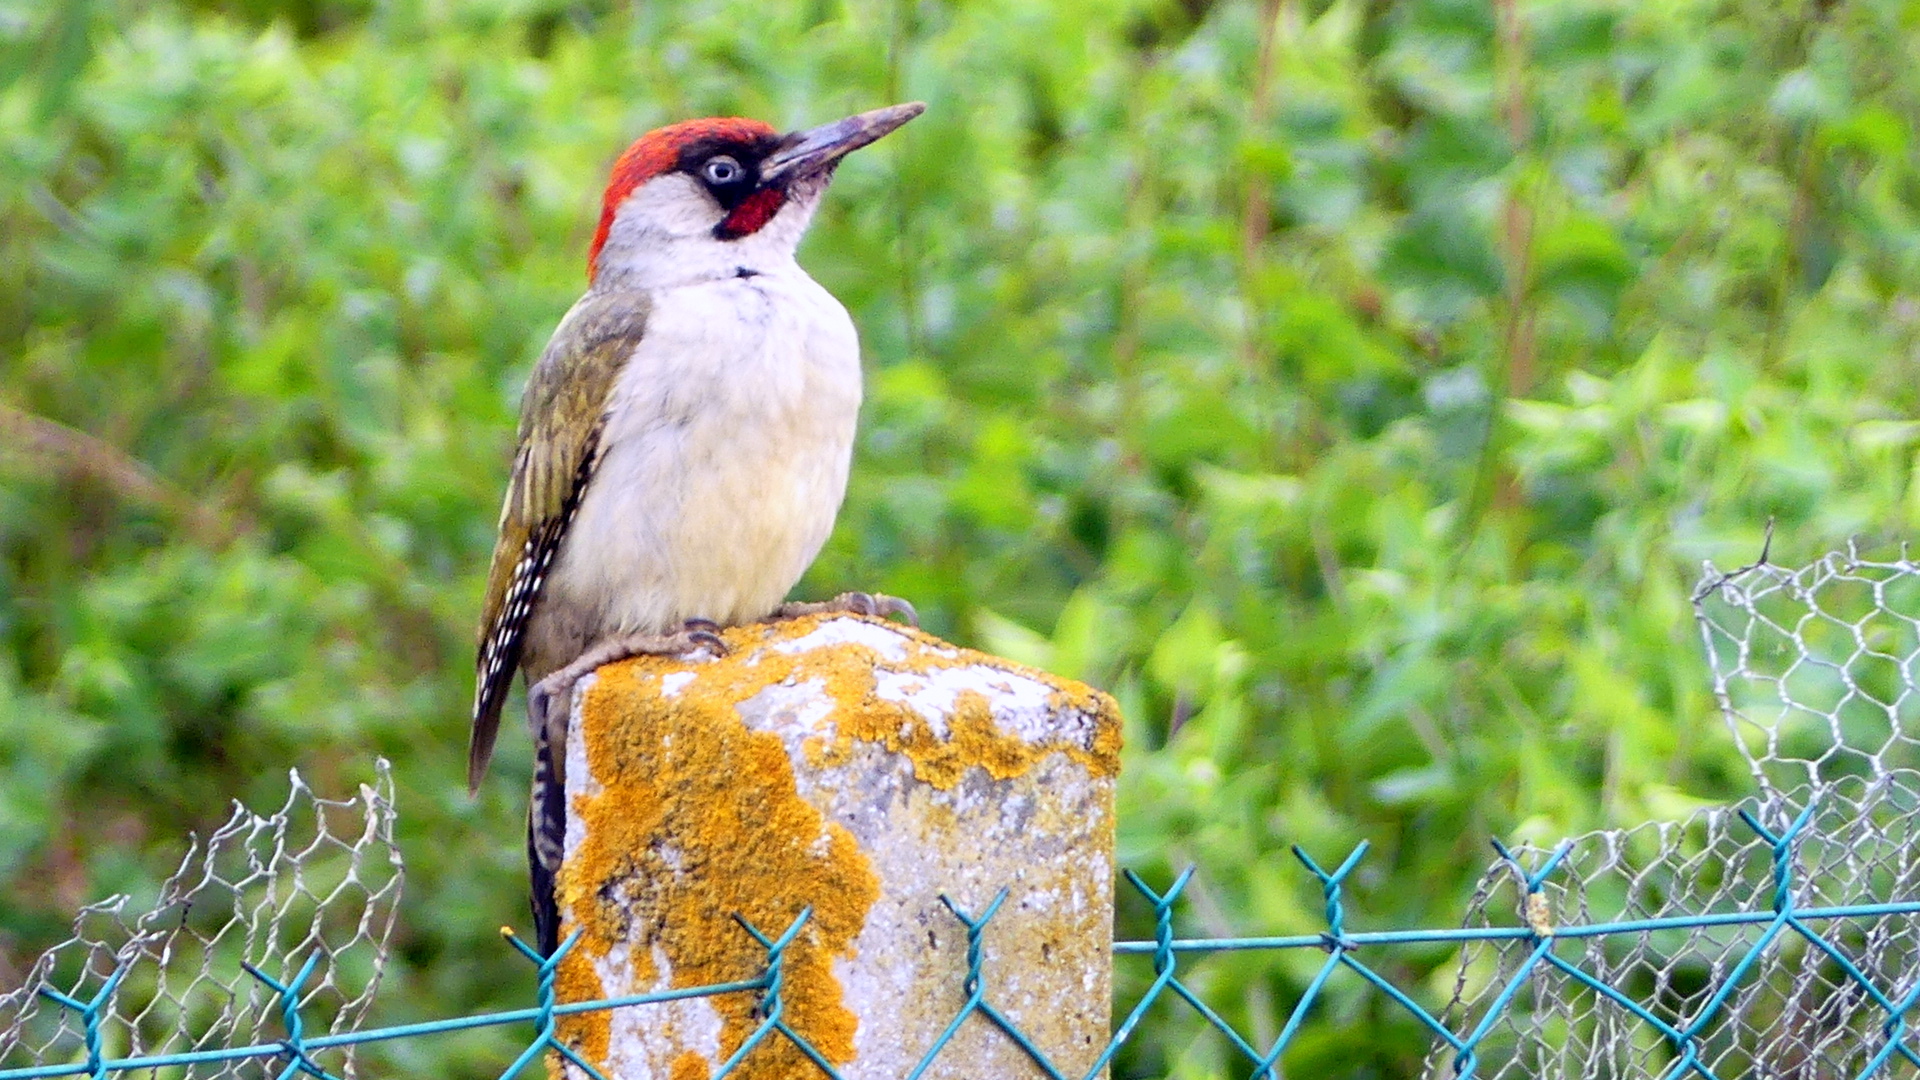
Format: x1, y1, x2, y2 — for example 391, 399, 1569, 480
561, 659, 880, 1078
550, 947, 610, 1073
554, 614, 1122, 1080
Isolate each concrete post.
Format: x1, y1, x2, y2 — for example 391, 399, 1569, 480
547, 613, 1121, 1080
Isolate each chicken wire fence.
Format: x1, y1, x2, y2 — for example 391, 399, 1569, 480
0, 763, 401, 1080
1, 547, 1918, 1079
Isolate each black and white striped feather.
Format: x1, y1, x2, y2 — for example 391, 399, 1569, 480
468, 293, 650, 795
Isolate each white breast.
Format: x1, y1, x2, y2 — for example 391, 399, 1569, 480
536, 267, 862, 651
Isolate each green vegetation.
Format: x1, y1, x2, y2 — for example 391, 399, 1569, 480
4, 0, 1918, 1073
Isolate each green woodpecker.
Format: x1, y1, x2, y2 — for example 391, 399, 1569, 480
469, 103, 923, 953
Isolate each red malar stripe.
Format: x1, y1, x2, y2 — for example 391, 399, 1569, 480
715, 187, 787, 240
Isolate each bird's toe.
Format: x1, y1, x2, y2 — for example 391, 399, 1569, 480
873, 594, 918, 627
682, 628, 729, 656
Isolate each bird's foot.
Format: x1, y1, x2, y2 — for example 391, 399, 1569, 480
527, 623, 730, 735
774, 591, 918, 627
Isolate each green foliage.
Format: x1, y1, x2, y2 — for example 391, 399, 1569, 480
4, 0, 1920, 1072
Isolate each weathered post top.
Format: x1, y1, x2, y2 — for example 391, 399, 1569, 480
550, 612, 1121, 1079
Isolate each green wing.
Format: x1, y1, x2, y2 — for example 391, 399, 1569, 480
468, 291, 652, 794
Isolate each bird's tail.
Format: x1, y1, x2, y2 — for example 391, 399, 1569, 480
528, 719, 567, 956
528, 815, 561, 957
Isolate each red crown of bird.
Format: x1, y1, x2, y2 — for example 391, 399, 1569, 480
588, 117, 781, 280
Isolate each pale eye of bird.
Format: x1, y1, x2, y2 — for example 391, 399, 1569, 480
702, 156, 743, 185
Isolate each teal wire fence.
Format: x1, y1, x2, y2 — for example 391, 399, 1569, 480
3, 548, 1919, 1079
2, 786, 1917, 1080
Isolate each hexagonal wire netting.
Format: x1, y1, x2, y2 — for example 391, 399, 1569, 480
1424, 546, 1920, 1079
0, 763, 401, 1079
0, 549, 1916, 1080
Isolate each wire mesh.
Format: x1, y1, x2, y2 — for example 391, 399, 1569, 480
1696, 542, 1920, 791
1421, 546, 1920, 1079
0, 549, 1917, 1080
1429, 777, 1920, 1079
0, 762, 402, 1080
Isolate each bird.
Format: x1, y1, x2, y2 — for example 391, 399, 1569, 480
469, 102, 924, 954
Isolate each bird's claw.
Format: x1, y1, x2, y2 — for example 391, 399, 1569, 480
683, 626, 729, 655
882, 596, 917, 626
861, 592, 918, 627
775, 591, 918, 627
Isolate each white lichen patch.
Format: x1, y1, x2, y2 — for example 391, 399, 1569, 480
597, 942, 725, 1080
736, 678, 839, 767
565, 671, 606, 856
871, 661, 1101, 751
773, 616, 918, 661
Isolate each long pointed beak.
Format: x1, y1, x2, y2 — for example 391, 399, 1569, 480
761, 102, 925, 183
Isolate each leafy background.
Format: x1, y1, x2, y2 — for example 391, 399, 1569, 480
3, 0, 1919, 1074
